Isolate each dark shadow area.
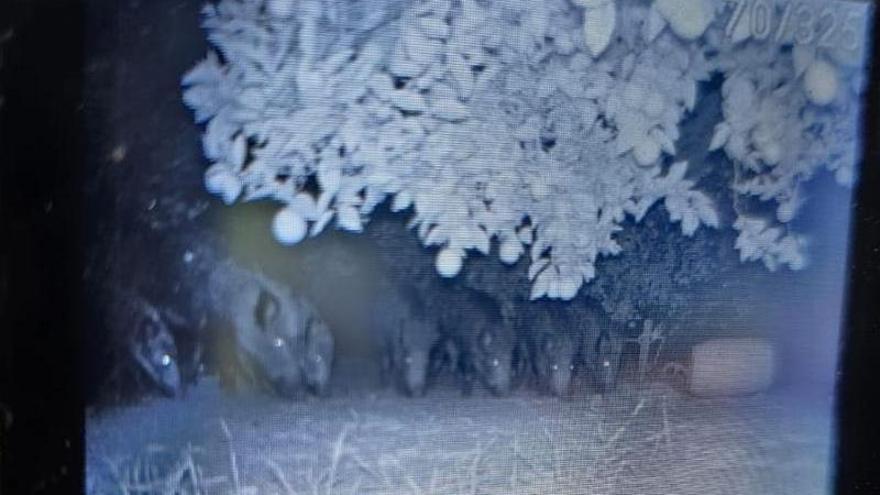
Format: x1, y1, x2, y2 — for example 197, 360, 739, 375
835, 4, 880, 492
0, 0, 86, 493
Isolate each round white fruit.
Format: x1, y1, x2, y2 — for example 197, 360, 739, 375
633, 137, 661, 167
803, 59, 839, 106
436, 248, 464, 278
499, 238, 523, 265
272, 207, 308, 245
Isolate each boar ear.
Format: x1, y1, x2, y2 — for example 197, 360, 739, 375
596, 330, 618, 354
255, 289, 280, 330
480, 331, 493, 349
304, 315, 324, 341
595, 332, 607, 354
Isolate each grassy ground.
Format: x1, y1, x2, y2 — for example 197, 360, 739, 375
86, 374, 833, 495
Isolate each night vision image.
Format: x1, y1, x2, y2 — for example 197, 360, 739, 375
83, 0, 872, 493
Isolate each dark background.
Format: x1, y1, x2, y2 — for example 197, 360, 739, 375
0, 0, 878, 493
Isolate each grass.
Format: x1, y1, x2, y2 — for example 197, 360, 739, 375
95, 396, 668, 494
88, 375, 824, 495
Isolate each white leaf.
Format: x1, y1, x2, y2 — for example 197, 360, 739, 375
430, 84, 470, 121
450, 56, 475, 100
681, 210, 699, 236
650, 128, 676, 155
389, 53, 425, 78
391, 190, 413, 212
643, 4, 668, 42
182, 54, 222, 86
793, 45, 816, 78
574, 0, 613, 9
418, 16, 450, 39
696, 195, 719, 228
582, 2, 616, 59
528, 257, 550, 281
667, 161, 689, 182
424, 226, 450, 246
683, 81, 697, 111
614, 123, 639, 156
336, 205, 363, 232
517, 225, 534, 245
318, 166, 342, 198
310, 210, 335, 237
204, 164, 242, 205
472, 227, 490, 255
581, 262, 596, 282
643, 91, 666, 118
708, 123, 731, 152
530, 269, 553, 300
390, 89, 427, 112
557, 275, 581, 300
230, 134, 247, 169
654, 0, 714, 41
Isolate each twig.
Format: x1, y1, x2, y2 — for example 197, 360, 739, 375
262, 455, 297, 495
175, 444, 203, 495
348, 475, 362, 495
376, 455, 393, 488
405, 474, 422, 495
429, 467, 439, 494
606, 425, 627, 447
509, 434, 519, 492
219, 418, 241, 495
307, 466, 320, 495
468, 441, 484, 495
326, 422, 353, 491
542, 425, 560, 479
649, 394, 674, 451
348, 452, 381, 480
631, 397, 647, 417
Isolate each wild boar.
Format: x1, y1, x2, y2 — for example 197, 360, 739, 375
302, 316, 334, 396
106, 291, 182, 398
203, 260, 333, 398
525, 307, 581, 397
440, 290, 515, 396
585, 327, 623, 393
373, 286, 439, 397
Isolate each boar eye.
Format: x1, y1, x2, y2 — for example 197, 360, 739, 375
551, 364, 558, 371
160, 354, 172, 367
491, 358, 499, 367
273, 337, 285, 348
569, 364, 574, 371
602, 359, 610, 368
314, 355, 322, 363
255, 290, 281, 331
142, 319, 160, 338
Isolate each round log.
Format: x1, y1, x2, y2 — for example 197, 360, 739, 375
688, 338, 775, 397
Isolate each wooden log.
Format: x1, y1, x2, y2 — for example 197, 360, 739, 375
688, 338, 775, 397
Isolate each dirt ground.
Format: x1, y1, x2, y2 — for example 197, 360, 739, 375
86, 368, 834, 495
